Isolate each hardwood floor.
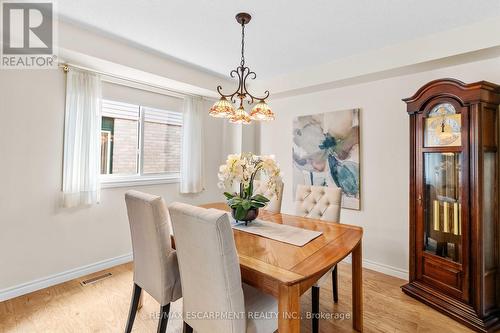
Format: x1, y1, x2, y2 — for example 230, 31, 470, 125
0, 262, 472, 333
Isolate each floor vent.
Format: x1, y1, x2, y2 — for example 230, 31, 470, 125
80, 272, 112, 286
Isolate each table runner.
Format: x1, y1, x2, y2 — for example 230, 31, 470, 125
210, 209, 323, 247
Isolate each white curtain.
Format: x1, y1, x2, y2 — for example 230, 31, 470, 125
62, 69, 102, 207
180, 96, 204, 193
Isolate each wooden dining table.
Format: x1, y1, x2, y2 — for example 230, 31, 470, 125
201, 203, 364, 333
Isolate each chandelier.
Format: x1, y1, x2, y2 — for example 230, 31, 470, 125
209, 13, 274, 124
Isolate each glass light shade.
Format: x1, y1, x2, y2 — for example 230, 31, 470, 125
229, 105, 251, 124
209, 97, 235, 118
250, 100, 275, 121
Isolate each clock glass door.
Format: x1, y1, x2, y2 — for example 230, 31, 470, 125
423, 152, 462, 262
421, 102, 464, 263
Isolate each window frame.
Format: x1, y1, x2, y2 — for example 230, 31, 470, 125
100, 130, 112, 175
100, 101, 182, 188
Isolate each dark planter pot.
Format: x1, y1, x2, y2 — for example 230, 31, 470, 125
231, 207, 259, 225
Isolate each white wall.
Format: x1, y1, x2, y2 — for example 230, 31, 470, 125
0, 68, 227, 298
260, 55, 500, 278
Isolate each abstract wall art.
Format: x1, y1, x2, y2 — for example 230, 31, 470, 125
292, 108, 361, 210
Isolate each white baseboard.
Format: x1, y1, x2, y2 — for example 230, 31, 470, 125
0, 253, 133, 302
361, 258, 409, 280
342, 256, 409, 281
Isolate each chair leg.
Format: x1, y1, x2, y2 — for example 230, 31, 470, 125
332, 265, 339, 303
138, 292, 144, 310
183, 321, 193, 333
157, 304, 171, 333
311, 285, 320, 333
125, 283, 142, 333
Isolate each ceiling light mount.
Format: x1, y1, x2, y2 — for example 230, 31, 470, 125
235, 12, 252, 25
209, 12, 274, 124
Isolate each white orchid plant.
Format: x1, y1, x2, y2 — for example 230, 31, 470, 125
218, 153, 282, 220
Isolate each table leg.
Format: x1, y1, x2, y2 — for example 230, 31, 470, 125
352, 240, 363, 332
278, 283, 301, 333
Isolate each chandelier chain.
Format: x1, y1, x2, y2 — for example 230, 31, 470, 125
240, 22, 245, 67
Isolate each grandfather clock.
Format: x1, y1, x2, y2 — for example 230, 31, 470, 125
402, 78, 500, 332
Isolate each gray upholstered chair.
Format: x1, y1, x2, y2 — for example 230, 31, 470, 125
124, 190, 182, 333
253, 179, 284, 213
169, 202, 278, 333
294, 184, 342, 333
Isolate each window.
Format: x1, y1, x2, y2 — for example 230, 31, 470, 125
100, 99, 183, 187
142, 106, 183, 174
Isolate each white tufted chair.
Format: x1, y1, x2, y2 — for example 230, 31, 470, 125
253, 179, 284, 213
294, 184, 342, 333
294, 184, 342, 221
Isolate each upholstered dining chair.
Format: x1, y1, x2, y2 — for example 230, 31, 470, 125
252, 179, 284, 213
294, 184, 342, 333
124, 190, 182, 333
169, 202, 278, 333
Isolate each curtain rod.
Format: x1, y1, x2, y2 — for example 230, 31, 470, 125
59, 63, 214, 100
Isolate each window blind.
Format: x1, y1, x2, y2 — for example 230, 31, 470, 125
101, 100, 139, 120
102, 81, 183, 112
143, 107, 182, 126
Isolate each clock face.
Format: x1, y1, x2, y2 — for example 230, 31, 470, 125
424, 103, 462, 147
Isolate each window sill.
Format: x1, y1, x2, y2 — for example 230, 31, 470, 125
100, 174, 180, 189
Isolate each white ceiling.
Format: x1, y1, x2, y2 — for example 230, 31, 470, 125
58, 0, 500, 80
